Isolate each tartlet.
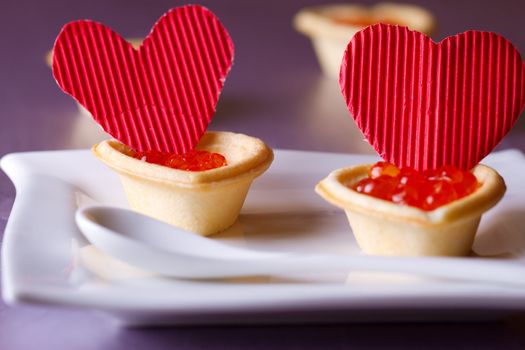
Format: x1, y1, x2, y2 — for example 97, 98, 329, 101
93, 131, 273, 236
294, 3, 436, 78
315, 163, 506, 256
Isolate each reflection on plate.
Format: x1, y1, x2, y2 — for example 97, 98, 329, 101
1, 149, 525, 326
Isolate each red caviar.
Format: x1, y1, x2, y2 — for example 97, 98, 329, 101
131, 149, 227, 171
352, 162, 479, 211
331, 17, 403, 27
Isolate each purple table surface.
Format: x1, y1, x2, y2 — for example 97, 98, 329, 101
2, 0, 525, 349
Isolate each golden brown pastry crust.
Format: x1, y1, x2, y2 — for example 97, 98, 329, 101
316, 164, 505, 226
92, 131, 274, 188
92, 131, 273, 235
316, 163, 506, 256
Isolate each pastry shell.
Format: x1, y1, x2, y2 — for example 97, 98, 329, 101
293, 3, 436, 79
92, 131, 273, 236
315, 164, 506, 256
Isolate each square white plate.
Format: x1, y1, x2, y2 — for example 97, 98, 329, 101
2, 149, 525, 326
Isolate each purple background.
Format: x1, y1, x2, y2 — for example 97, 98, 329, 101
1, 0, 525, 348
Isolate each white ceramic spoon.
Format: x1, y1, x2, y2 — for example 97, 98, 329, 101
76, 205, 525, 286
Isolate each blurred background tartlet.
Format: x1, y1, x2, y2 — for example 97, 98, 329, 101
294, 3, 436, 78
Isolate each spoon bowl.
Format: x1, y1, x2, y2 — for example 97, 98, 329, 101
76, 205, 284, 278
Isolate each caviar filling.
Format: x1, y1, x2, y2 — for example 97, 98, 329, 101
129, 149, 227, 171
351, 162, 479, 211
330, 16, 403, 27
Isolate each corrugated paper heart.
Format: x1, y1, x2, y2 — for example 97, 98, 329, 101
53, 5, 234, 154
340, 24, 525, 170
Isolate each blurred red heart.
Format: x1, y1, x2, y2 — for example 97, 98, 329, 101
53, 5, 233, 153
340, 24, 525, 170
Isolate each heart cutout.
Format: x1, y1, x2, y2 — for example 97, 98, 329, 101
53, 5, 234, 153
340, 24, 525, 170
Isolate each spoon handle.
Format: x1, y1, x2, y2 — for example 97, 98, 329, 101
248, 254, 525, 287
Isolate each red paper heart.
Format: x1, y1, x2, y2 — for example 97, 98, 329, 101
53, 5, 233, 153
340, 24, 525, 170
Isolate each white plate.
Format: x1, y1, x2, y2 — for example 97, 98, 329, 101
2, 149, 525, 326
